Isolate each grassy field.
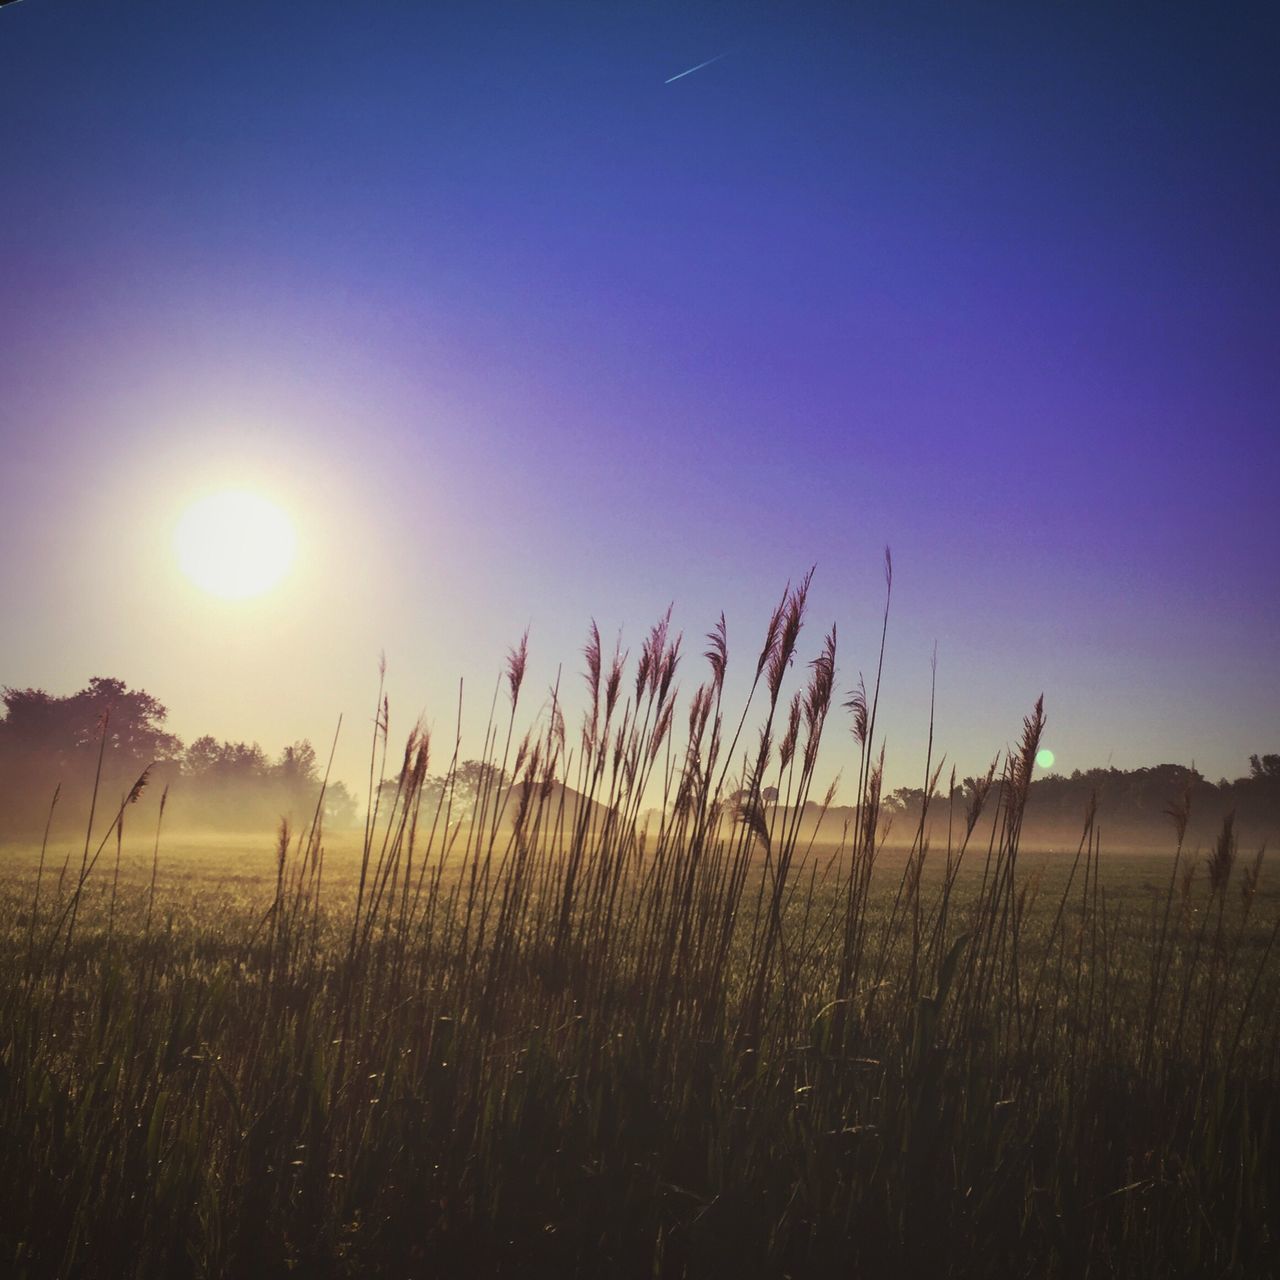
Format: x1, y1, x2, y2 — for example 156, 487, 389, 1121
2, 590, 1278, 1277
4, 827, 1277, 1278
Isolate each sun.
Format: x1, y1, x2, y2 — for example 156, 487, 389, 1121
173, 490, 297, 600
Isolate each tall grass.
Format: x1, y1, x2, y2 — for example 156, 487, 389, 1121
1, 572, 1276, 1278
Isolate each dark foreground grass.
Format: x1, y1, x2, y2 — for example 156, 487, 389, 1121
2, 578, 1278, 1277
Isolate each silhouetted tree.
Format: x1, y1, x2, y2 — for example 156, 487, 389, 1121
276, 740, 318, 785
1249, 753, 1280, 781
449, 760, 509, 815
0, 678, 181, 830
0, 677, 181, 767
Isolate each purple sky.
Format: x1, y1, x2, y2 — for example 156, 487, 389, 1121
2, 1, 1277, 796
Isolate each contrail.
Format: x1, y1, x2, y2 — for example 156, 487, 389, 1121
664, 50, 732, 84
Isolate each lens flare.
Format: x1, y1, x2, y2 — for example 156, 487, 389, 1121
1035, 748, 1055, 770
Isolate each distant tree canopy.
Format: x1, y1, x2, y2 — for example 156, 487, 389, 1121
728, 785, 781, 806
375, 759, 509, 818
0, 678, 356, 837
1250, 753, 1280, 782
3, 676, 1277, 850
881, 759, 1280, 849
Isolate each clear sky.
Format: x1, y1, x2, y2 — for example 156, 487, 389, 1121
2, 0, 1277, 798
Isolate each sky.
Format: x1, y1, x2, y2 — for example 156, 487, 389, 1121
2, 0, 1278, 800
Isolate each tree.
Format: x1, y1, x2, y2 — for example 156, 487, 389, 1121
450, 760, 510, 814
322, 781, 359, 829
78, 677, 183, 762
275, 740, 318, 786
183, 735, 223, 777
0, 678, 181, 833
0, 677, 181, 766
1249, 753, 1280, 781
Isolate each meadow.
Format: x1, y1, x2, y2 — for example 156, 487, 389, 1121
2, 580, 1277, 1277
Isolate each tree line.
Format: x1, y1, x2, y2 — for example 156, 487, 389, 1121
3, 675, 1276, 850
729, 760, 1280, 851
876, 755, 1280, 849
0, 677, 357, 837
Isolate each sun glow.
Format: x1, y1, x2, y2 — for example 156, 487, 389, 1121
173, 490, 297, 599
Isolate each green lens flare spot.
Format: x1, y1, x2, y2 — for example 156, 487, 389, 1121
1035, 748, 1055, 770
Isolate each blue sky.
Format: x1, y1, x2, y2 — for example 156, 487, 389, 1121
2, 1, 1277, 794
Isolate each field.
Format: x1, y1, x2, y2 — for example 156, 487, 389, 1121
2, 824, 1277, 1277
2, 600, 1278, 1278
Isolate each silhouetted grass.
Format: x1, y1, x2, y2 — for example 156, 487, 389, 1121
1, 570, 1277, 1277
